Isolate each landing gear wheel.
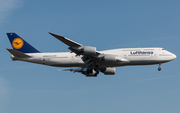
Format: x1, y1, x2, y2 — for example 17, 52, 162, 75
94, 74, 97, 77
96, 71, 99, 74
94, 65, 99, 75
158, 64, 162, 71
158, 67, 161, 71
87, 68, 92, 74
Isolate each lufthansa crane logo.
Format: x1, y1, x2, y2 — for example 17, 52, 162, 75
12, 38, 24, 49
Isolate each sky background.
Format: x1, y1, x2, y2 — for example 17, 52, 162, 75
0, 0, 180, 113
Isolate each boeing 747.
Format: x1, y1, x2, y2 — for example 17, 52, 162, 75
6, 33, 176, 77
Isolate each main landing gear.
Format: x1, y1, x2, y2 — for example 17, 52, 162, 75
158, 64, 161, 71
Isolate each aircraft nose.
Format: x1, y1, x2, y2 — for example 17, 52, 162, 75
165, 51, 177, 61
172, 53, 177, 60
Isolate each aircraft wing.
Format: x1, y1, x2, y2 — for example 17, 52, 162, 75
49, 32, 82, 47
49, 32, 101, 55
49, 32, 129, 68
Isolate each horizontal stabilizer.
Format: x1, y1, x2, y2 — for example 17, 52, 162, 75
6, 48, 31, 58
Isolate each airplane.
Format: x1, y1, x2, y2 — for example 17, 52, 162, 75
6, 32, 177, 77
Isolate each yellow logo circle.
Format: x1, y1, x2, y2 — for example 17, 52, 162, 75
12, 38, 24, 49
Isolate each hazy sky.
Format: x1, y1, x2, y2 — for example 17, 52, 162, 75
0, 0, 180, 113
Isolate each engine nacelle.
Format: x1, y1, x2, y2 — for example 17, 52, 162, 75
83, 46, 96, 55
102, 54, 116, 62
101, 67, 115, 75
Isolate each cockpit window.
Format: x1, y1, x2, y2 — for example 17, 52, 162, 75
162, 48, 165, 50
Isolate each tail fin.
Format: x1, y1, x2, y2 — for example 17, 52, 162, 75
7, 33, 40, 53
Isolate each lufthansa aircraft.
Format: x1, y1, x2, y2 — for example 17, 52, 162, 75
7, 33, 176, 77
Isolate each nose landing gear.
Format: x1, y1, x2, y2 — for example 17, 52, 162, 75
158, 64, 161, 71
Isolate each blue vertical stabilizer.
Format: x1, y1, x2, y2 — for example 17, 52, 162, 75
7, 33, 40, 53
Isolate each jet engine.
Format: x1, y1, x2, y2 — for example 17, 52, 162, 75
83, 46, 96, 55
101, 67, 115, 75
102, 54, 116, 62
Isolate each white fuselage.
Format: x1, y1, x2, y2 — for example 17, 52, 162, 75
12, 48, 176, 68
